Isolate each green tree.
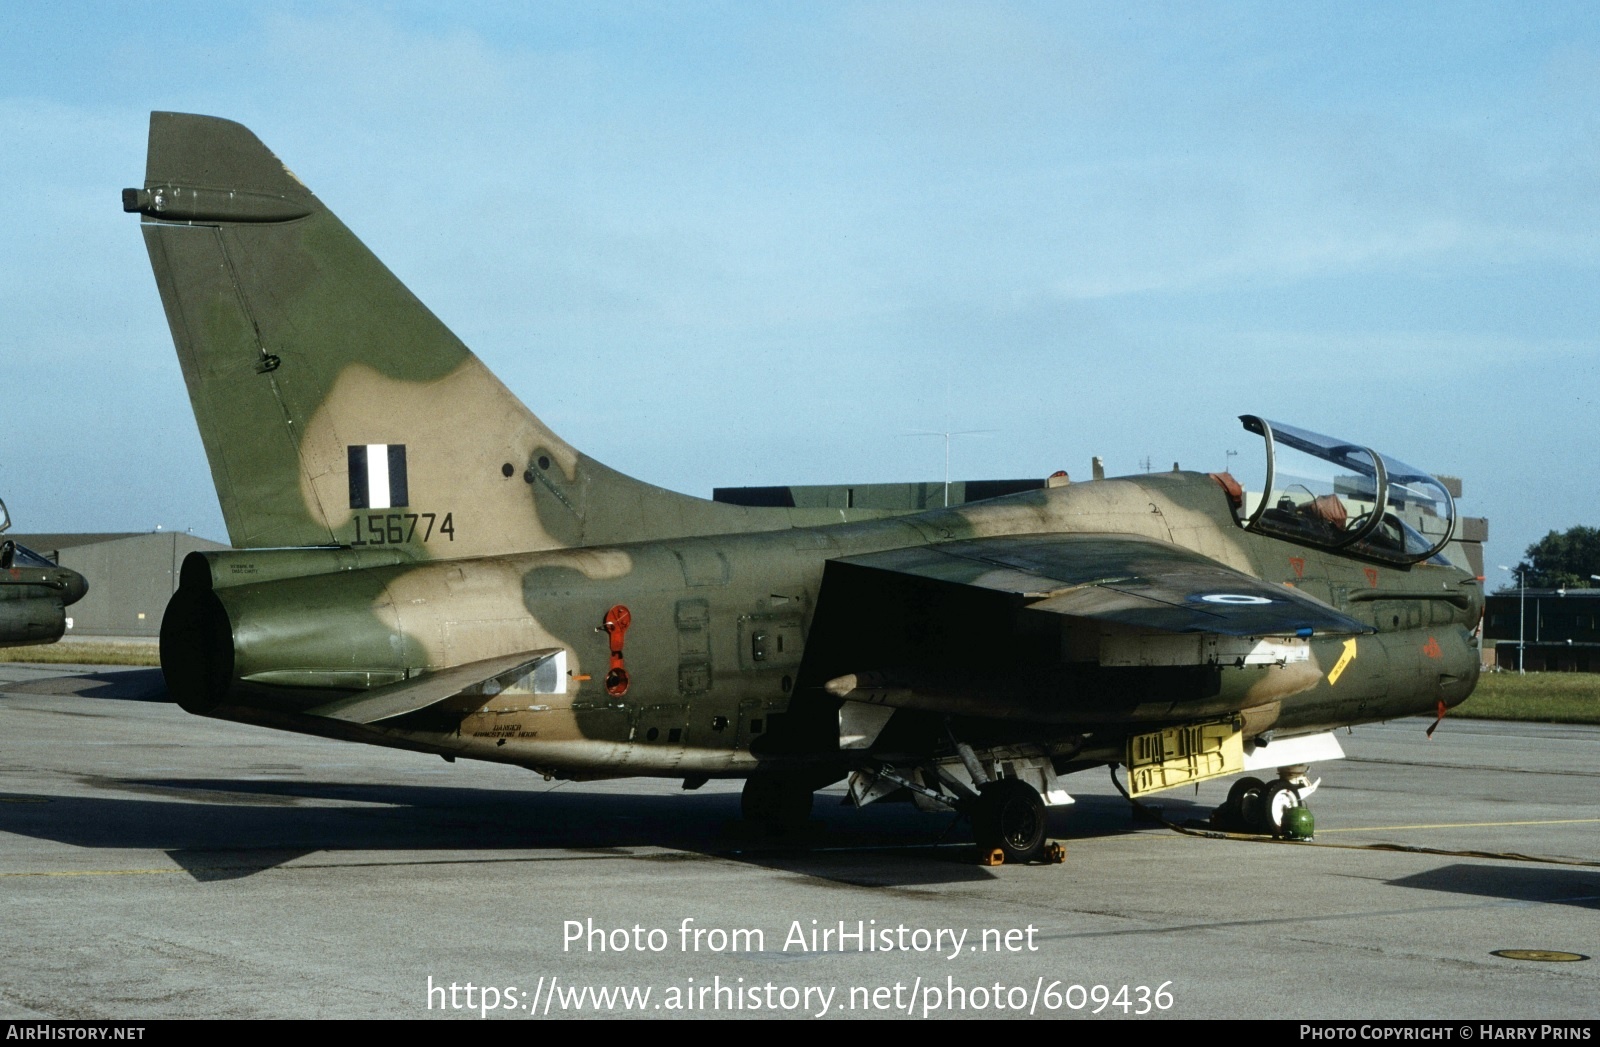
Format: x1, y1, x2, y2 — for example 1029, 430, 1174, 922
1512, 526, 1600, 589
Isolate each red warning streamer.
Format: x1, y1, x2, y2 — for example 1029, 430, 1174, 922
602, 604, 632, 696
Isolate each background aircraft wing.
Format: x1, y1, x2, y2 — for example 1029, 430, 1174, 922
835, 534, 1372, 637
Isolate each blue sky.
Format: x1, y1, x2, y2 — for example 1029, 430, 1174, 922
3, 2, 1597, 581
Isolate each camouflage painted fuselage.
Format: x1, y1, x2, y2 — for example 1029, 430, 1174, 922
164, 470, 1480, 781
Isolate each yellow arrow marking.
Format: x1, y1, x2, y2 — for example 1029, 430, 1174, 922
1327, 638, 1358, 685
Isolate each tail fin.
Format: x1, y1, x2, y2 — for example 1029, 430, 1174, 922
128, 112, 803, 556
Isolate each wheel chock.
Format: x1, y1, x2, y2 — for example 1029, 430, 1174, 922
980, 848, 1006, 866
1042, 842, 1066, 864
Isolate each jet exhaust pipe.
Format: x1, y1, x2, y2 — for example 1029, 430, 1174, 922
160, 551, 430, 716
159, 579, 236, 714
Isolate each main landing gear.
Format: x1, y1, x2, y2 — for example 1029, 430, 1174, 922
1212, 767, 1317, 840
742, 768, 1066, 865
968, 779, 1066, 866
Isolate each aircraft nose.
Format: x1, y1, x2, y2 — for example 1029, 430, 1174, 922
60, 568, 89, 606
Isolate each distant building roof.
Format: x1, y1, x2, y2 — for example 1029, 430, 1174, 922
7, 532, 230, 559
8, 532, 148, 552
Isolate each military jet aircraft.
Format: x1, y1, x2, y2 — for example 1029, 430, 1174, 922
125, 113, 1482, 863
0, 500, 89, 647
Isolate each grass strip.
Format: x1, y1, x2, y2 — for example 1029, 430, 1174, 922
1454, 671, 1600, 725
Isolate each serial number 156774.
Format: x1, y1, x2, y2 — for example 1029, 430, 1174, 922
350, 512, 455, 546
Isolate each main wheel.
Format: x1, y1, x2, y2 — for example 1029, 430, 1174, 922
971, 779, 1047, 864
740, 776, 814, 833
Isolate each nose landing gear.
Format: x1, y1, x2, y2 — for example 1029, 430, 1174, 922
1212, 767, 1317, 839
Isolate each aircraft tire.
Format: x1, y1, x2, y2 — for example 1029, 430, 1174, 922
1217, 776, 1266, 831
740, 776, 814, 833
1258, 779, 1303, 835
972, 779, 1047, 864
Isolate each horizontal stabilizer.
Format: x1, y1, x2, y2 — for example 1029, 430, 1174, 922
305, 649, 562, 724
838, 534, 1373, 637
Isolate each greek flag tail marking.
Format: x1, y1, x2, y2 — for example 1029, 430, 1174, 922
348, 444, 408, 509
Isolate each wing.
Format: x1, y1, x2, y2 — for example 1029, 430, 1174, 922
770, 533, 1377, 818
770, 533, 1368, 747
834, 533, 1371, 637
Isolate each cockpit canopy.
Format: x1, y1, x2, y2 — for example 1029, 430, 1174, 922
2, 542, 58, 570
1236, 416, 1456, 566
